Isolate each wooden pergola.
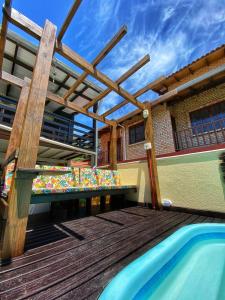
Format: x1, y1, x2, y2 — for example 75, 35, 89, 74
0, 0, 161, 260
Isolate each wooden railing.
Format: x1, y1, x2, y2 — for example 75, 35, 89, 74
0, 97, 95, 150
174, 119, 225, 151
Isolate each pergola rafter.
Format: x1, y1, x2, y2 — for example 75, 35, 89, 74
0, 0, 12, 70
102, 76, 167, 118
0, 70, 116, 126
0, 1, 161, 260
64, 25, 128, 100
3, 6, 146, 111
57, 0, 82, 43
84, 54, 150, 110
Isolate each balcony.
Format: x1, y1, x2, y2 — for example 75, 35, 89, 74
0, 97, 95, 151
174, 119, 225, 151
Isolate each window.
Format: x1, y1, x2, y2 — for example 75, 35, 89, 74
190, 101, 225, 134
129, 122, 145, 144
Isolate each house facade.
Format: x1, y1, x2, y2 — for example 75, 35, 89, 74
98, 43, 225, 164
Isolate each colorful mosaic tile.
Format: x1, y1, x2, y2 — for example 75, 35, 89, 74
2, 162, 125, 197
3, 161, 15, 194
72, 167, 80, 186
38, 165, 71, 171
80, 168, 98, 187
95, 169, 116, 186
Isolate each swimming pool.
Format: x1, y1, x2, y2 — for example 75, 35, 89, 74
99, 223, 225, 300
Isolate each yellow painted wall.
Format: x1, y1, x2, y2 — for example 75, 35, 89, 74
158, 149, 225, 213
118, 149, 225, 213
117, 160, 151, 204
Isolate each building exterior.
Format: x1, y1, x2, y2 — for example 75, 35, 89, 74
98, 43, 225, 164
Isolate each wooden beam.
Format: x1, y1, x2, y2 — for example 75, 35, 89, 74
57, 0, 82, 42
0, 70, 115, 126
4, 8, 145, 110
4, 7, 43, 39
103, 99, 127, 118
46, 91, 116, 126
6, 35, 102, 94
133, 76, 166, 98
0, 20, 56, 260
5, 77, 30, 160
102, 76, 166, 118
17, 20, 56, 168
144, 105, 161, 209
109, 125, 117, 170
64, 25, 127, 100
1, 69, 24, 87
3, 53, 92, 102
0, 0, 12, 71
85, 54, 150, 110
6, 44, 19, 96
54, 74, 70, 93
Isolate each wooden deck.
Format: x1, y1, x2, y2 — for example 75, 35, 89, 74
0, 207, 224, 300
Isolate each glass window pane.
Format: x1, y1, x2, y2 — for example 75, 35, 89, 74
190, 101, 225, 134
129, 122, 145, 144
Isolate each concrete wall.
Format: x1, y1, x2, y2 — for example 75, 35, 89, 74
117, 160, 151, 204
157, 149, 225, 213
117, 148, 225, 213
27, 147, 225, 215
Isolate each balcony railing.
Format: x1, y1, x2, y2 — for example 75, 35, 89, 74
0, 97, 95, 151
174, 119, 225, 151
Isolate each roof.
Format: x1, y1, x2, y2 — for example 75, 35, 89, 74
0, 124, 95, 165
1, 29, 103, 116
150, 43, 225, 95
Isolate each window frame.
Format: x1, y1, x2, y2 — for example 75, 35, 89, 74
128, 121, 145, 145
189, 101, 225, 135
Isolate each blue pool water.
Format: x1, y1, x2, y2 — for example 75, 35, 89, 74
99, 224, 225, 300
135, 233, 225, 300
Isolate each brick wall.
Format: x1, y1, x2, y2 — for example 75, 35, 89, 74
152, 104, 175, 155
170, 82, 225, 131
98, 104, 176, 162
123, 114, 146, 160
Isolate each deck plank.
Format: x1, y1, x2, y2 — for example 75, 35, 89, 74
0, 207, 224, 300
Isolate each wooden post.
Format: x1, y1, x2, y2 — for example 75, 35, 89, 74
110, 125, 117, 170
144, 106, 162, 209
0, 20, 56, 260
0, 0, 12, 72
5, 78, 31, 159
93, 103, 98, 166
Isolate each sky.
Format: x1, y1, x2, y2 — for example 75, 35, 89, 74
1, 0, 225, 126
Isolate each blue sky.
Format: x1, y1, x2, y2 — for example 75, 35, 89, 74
1, 0, 225, 125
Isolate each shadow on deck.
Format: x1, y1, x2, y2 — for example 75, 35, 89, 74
0, 207, 224, 300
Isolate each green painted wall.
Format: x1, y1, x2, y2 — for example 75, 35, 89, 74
157, 149, 225, 213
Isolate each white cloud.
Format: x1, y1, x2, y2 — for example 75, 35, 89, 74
162, 7, 176, 22
191, 1, 225, 28
71, 0, 225, 120
99, 30, 189, 114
